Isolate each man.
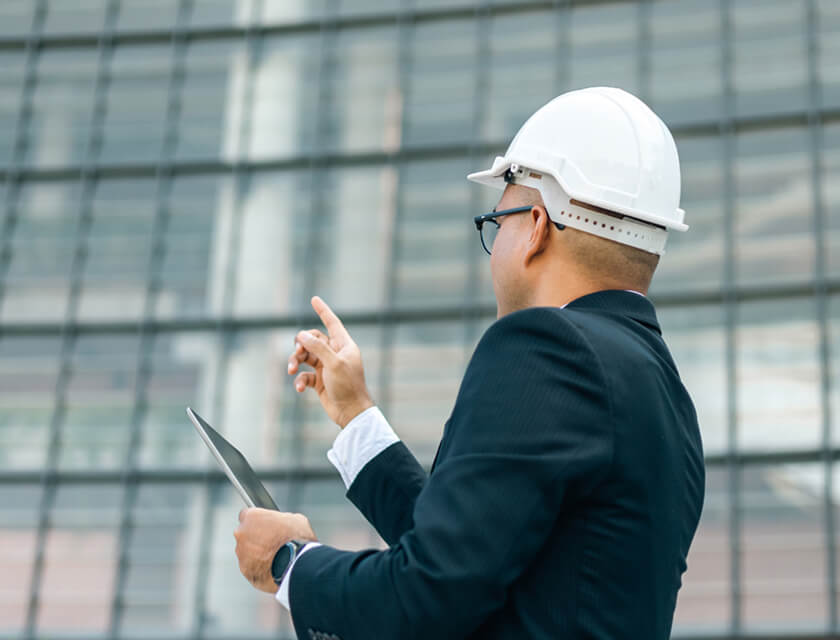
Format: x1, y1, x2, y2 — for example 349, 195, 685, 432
234, 87, 705, 639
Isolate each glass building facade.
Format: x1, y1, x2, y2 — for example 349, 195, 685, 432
0, 0, 838, 638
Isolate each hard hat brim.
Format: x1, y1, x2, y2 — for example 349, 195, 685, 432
467, 159, 688, 233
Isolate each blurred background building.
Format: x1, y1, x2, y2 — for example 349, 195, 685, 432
0, 0, 837, 638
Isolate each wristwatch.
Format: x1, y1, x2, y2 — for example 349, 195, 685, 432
271, 539, 307, 586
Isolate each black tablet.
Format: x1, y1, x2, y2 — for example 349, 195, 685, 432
186, 407, 279, 510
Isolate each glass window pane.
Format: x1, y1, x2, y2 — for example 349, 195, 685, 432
651, 135, 725, 296
0, 0, 35, 37
649, 0, 723, 125
817, 0, 840, 109
25, 48, 99, 168
741, 463, 827, 631
731, 0, 809, 118
824, 122, 840, 279
189, 0, 251, 28
118, 482, 200, 634
246, 33, 320, 160
569, 3, 640, 95
260, 0, 328, 25
77, 179, 157, 322
139, 332, 214, 469
1, 180, 82, 323
484, 11, 558, 142
320, 25, 399, 154
659, 305, 727, 456
232, 170, 308, 317
0, 484, 42, 635
36, 484, 121, 633
0, 335, 62, 469
0, 50, 26, 167
390, 320, 469, 463
672, 468, 730, 634
404, 20, 478, 147
175, 39, 244, 162
830, 295, 840, 449
43, 0, 107, 35
58, 335, 141, 471
297, 478, 383, 551
116, 0, 180, 31
100, 44, 172, 164
335, 0, 400, 18
158, 175, 235, 320
734, 127, 815, 287
736, 299, 821, 452
309, 166, 392, 312
394, 158, 473, 307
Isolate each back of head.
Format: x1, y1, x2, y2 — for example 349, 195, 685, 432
468, 87, 687, 270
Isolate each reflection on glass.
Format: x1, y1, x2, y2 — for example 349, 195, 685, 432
116, 0, 179, 31
672, 468, 730, 633
117, 483, 200, 634
659, 305, 727, 455
652, 135, 725, 295
36, 484, 121, 633
176, 39, 244, 162
817, 0, 840, 109
736, 300, 821, 452
390, 320, 469, 463
649, 0, 723, 125
0, 336, 61, 470
0, 1, 35, 37
100, 44, 172, 164
309, 167, 392, 311
569, 3, 639, 94
0, 484, 41, 635
394, 158, 473, 307
232, 170, 306, 317
138, 332, 214, 469
1, 181, 81, 323
158, 175, 234, 319
741, 463, 827, 631
246, 34, 320, 159
830, 296, 840, 448
734, 127, 814, 286
484, 11, 557, 142
43, 0, 107, 35
824, 122, 840, 278
0, 51, 25, 167
78, 179, 157, 321
321, 25, 399, 153
731, 0, 808, 118
404, 20, 477, 146
25, 48, 99, 168
58, 335, 141, 471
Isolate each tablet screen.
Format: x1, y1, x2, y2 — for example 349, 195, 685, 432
187, 407, 279, 510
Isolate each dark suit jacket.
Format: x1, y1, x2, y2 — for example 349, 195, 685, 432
289, 290, 705, 639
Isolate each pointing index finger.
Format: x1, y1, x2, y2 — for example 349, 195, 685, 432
311, 296, 350, 342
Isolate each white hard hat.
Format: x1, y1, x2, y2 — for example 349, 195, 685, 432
467, 87, 687, 255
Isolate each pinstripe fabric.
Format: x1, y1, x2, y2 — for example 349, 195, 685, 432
289, 290, 705, 640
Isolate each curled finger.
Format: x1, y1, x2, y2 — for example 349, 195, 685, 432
294, 372, 317, 392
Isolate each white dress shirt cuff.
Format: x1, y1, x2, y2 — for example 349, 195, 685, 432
275, 542, 322, 610
326, 406, 399, 489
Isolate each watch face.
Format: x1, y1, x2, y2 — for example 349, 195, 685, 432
271, 543, 293, 584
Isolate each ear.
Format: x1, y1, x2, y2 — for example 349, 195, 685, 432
523, 205, 551, 267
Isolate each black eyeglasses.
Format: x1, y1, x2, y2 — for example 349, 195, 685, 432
473, 206, 566, 255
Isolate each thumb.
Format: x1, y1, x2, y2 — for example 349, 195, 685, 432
297, 331, 337, 367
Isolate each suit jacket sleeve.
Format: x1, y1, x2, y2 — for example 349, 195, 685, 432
289, 307, 614, 640
346, 440, 428, 546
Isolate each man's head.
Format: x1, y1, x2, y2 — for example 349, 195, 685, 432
488, 183, 660, 318
468, 87, 684, 317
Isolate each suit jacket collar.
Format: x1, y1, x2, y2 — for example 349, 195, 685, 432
564, 289, 661, 335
